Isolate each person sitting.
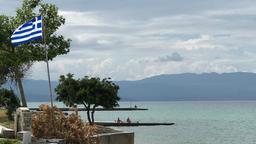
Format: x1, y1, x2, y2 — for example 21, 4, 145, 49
126, 117, 131, 123
117, 117, 122, 123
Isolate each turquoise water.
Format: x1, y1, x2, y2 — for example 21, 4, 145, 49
28, 101, 256, 144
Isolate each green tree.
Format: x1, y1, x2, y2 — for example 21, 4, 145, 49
0, 0, 71, 107
55, 74, 120, 125
0, 88, 20, 120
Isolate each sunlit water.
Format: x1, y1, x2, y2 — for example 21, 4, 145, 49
28, 101, 256, 144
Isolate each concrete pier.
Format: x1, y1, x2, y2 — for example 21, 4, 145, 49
95, 122, 175, 127
29, 107, 148, 111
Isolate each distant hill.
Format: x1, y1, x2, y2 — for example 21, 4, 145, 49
2, 72, 256, 101
3, 80, 58, 102
117, 72, 256, 101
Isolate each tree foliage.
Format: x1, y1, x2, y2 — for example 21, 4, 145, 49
0, 88, 20, 120
0, 70, 7, 86
0, 0, 71, 106
55, 74, 120, 125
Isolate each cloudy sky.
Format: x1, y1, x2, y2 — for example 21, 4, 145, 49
1, 0, 256, 80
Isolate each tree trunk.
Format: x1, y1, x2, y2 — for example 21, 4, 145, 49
86, 104, 92, 125
91, 105, 97, 124
16, 77, 27, 107
87, 109, 92, 125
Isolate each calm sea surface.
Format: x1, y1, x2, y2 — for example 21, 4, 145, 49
28, 101, 256, 144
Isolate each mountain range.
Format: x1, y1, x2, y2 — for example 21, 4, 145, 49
2, 72, 256, 101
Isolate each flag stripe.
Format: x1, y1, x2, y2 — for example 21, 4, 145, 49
11, 33, 42, 43
13, 26, 35, 35
12, 36, 42, 46
11, 30, 42, 40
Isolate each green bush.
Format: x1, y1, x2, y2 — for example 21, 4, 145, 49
0, 89, 20, 120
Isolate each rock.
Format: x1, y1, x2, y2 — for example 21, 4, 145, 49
32, 138, 65, 144
2, 129, 15, 139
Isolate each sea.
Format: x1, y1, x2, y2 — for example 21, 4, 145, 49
28, 101, 256, 144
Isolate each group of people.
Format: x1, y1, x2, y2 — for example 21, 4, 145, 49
116, 105, 139, 124
117, 117, 131, 123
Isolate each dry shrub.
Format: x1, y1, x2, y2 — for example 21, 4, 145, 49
32, 104, 98, 143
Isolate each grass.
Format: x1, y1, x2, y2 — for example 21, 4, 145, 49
0, 110, 14, 129
0, 138, 21, 144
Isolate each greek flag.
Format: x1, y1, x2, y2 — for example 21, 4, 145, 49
11, 16, 43, 46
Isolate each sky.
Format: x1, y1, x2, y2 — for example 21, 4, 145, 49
1, 0, 256, 81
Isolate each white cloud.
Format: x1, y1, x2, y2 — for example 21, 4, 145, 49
188, 60, 238, 73
174, 35, 221, 50
96, 39, 113, 45
30, 54, 246, 81
207, 6, 256, 16
155, 53, 183, 62
59, 11, 105, 26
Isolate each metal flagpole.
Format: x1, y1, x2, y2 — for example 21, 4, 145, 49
45, 45, 54, 107
42, 16, 54, 107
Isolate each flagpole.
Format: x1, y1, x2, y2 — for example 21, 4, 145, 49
43, 16, 54, 107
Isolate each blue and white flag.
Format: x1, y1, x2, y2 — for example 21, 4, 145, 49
11, 16, 43, 46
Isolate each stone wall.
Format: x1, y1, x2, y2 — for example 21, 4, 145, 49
14, 107, 32, 135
